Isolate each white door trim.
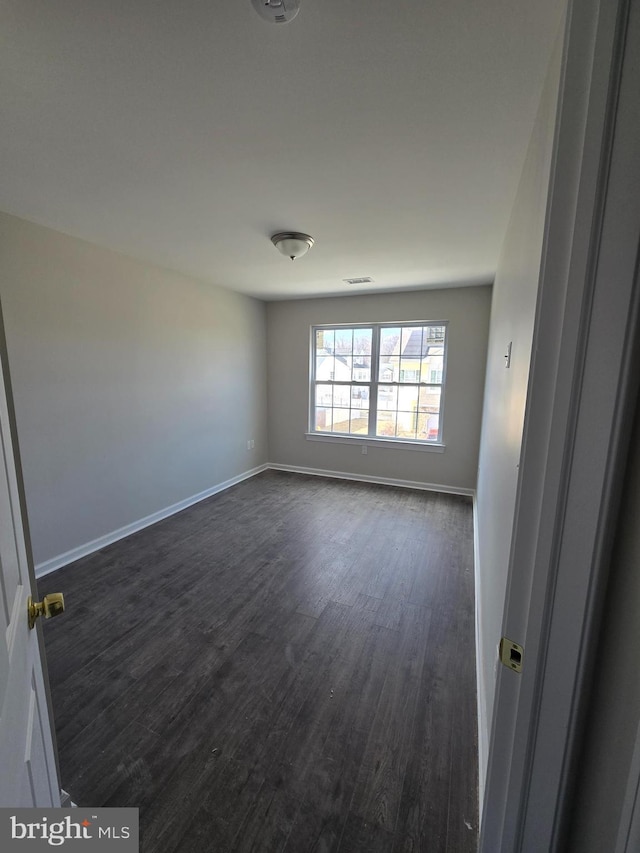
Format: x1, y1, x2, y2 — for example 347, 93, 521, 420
481, 0, 640, 849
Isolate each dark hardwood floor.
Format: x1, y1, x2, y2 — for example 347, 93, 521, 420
40, 470, 478, 852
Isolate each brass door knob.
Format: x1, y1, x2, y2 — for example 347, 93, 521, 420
28, 593, 65, 630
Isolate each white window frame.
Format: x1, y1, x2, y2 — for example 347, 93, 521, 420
308, 321, 448, 450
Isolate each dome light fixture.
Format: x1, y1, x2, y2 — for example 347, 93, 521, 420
271, 232, 314, 261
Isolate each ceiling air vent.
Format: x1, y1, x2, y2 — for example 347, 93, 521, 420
251, 0, 302, 24
343, 277, 374, 285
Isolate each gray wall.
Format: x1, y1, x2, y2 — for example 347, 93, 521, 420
0, 213, 268, 568
266, 287, 491, 491
475, 35, 562, 781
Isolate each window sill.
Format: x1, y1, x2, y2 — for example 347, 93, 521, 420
305, 432, 445, 453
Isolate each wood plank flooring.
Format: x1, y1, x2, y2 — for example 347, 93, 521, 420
40, 470, 478, 852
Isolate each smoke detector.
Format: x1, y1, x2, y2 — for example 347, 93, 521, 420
251, 0, 301, 24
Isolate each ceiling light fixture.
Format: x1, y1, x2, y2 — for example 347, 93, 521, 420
271, 232, 314, 261
251, 0, 302, 25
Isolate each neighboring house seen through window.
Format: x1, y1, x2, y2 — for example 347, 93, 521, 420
311, 322, 447, 443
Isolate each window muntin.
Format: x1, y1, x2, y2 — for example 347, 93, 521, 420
311, 322, 447, 443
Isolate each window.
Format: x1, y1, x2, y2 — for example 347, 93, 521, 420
311, 322, 447, 443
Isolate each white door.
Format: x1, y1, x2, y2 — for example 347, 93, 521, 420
0, 309, 61, 807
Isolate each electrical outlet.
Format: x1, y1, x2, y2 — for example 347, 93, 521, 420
362, 445, 367, 455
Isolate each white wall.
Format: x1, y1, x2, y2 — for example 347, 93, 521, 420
266, 287, 491, 492
475, 35, 562, 784
0, 213, 268, 569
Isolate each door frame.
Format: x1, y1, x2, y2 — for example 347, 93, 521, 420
481, 0, 640, 849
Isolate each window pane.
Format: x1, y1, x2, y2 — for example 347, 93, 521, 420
315, 407, 332, 431
377, 385, 397, 411
425, 325, 446, 344
352, 355, 371, 381
421, 354, 444, 384
395, 383, 419, 439
353, 328, 372, 355
422, 412, 440, 441
333, 385, 351, 407
401, 326, 421, 354
316, 355, 338, 380
332, 409, 350, 432
398, 385, 419, 411
399, 323, 423, 381
419, 385, 442, 413
339, 356, 353, 380
415, 409, 429, 439
350, 410, 369, 434
350, 385, 369, 407
315, 384, 333, 407
376, 411, 397, 437
380, 327, 400, 356
317, 328, 334, 353
321, 356, 350, 381
379, 356, 398, 382
399, 362, 420, 382
396, 411, 418, 439
425, 348, 445, 362
334, 329, 353, 355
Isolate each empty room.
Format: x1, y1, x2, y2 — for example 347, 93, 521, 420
2, 1, 639, 852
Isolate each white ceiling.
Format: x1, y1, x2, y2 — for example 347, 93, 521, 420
0, 0, 563, 300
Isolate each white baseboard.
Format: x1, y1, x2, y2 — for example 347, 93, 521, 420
473, 495, 488, 818
35, 464, 269, 578
267, 462, 475, 497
